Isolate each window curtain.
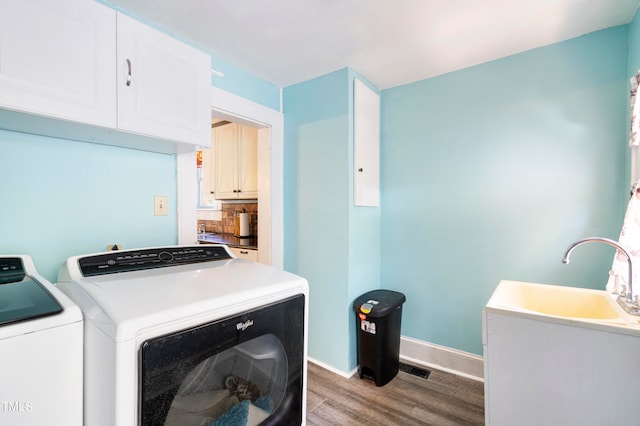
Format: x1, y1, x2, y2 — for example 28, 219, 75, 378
606, 71, 640, 297
630, 72, 640, 151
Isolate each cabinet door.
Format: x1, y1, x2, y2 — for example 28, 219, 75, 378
116, 12, 210, 147
238, 126, 258, 198
229, 247, 258, 262
215, 124, 239, 199
354, 79, 380, 206
0, 0, 116, 127
200, 146, 216, 205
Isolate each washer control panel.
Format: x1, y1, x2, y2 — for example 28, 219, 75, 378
78, 246, 232, 276
0, 257, 25, 284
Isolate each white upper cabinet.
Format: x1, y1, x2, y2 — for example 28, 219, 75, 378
353, 78, 380, 207
0, 0, 116, 127
0, 0, 211, 152
116, 13, 211, 147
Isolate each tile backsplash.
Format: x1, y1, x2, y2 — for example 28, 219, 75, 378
198, 202, 258, 236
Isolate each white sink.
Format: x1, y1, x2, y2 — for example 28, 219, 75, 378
484, 280, 640, 425
486, 280, 624, 321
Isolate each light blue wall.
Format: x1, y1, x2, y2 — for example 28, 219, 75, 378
284, 69, 351, 371
380, 26, 629, 355
283, 68, 381, 372
211, 55, 280, 111
0, 130, 177, 282
1, 5, 282, 283
4, 1, 632, 372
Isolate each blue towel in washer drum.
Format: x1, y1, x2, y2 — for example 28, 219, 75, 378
252, 396, 272, 413
209, 397, 272, 426
211, 400, 250, 426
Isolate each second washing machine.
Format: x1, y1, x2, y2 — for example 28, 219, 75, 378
0, 255, 83, 426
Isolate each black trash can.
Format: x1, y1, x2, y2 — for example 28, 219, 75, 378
353, 289, 406, 386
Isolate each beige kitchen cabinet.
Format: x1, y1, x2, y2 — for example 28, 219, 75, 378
0, 0, 211, 152
199, 145, 216, 206
116, 12, 211, 148
229, 247, 258, 262
0, 0, 116, 127
215, 123, 258, 199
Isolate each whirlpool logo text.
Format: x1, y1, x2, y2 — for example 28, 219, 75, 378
236, 319, 254, 331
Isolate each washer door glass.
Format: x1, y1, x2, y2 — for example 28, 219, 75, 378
165, 334, 286, 426
139, 294, 305, 426
0, 276, 62, 326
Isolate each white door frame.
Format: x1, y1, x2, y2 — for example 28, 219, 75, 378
177, 86, 284, 268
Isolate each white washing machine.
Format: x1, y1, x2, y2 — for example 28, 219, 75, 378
56, 244, 308, 426
0, 255, 83, 426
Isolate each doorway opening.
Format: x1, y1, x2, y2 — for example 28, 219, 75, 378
201, 112, 270, 265
177, 87, 284, 268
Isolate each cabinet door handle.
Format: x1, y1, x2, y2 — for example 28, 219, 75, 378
126, 59, 132, 87
240, 250, 248, 254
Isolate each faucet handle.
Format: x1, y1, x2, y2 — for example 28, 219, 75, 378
620, 284, 628, 298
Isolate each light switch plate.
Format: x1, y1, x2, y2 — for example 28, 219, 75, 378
154, 195, 169, 216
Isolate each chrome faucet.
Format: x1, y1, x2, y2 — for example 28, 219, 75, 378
562, 237, 639, 314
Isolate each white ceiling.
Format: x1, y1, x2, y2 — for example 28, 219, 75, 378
104, 0, 640, 89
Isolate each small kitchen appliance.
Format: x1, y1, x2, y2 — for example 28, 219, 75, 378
0, 255, 83, 426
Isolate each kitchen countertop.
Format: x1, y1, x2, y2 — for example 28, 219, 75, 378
197, 233, 258, 250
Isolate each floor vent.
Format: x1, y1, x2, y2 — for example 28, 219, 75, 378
399, 362, 431, 379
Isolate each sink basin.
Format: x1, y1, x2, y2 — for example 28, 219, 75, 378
486, 280, 627, 322
491, 281, 620, 319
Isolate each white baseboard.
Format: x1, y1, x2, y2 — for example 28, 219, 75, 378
400, 336, 484, 382
308, 357, 358, 379
309, 337, 484, 382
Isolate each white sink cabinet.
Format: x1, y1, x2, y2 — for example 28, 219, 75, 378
483, 280, 640, 425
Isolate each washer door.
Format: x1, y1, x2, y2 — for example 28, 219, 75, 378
0, 258, 62, 326
139, 294, 305, 426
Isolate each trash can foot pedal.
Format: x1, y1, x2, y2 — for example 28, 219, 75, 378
358, 367, 374, 381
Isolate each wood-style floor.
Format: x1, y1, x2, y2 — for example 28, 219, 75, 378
306, 361, 485, 425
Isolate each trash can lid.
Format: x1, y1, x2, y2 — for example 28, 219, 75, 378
353, 289, 406, 318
